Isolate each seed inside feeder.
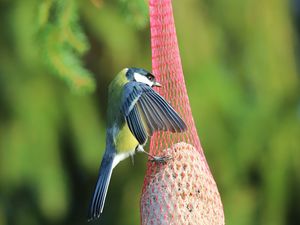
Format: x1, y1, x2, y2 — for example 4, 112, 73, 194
141, 142, 225, 225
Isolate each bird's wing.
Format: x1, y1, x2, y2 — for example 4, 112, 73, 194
122, 82, 186, 145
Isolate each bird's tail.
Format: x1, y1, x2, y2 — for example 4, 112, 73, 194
88, 150, 115, 221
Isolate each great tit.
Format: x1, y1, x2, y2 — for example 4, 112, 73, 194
88, 67, 186, 220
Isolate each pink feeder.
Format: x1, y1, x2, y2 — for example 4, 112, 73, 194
140, 0, 225, 224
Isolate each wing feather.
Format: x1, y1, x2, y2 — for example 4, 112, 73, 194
122, 82, 186, 145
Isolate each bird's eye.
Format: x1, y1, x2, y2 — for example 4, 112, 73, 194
147, 75, 154, 81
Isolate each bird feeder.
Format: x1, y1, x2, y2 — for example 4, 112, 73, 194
140, 0, 225, 224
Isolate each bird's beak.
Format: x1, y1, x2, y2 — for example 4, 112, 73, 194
153, 81, 162, 87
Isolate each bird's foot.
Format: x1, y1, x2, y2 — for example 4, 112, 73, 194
150, 155, 172, 164
135, 145, 172, 164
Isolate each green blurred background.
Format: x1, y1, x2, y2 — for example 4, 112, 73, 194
0, 0, 300, 224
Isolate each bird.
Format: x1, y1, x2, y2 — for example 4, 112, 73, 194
88, 67, 187, 220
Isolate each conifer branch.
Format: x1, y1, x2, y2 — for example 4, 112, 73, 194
38, 0, 95, 93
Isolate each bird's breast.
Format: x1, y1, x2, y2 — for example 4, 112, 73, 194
115, 123, 139, 153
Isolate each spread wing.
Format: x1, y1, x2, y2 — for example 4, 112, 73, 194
122, 82, 187, 145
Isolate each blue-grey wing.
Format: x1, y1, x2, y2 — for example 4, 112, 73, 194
122, 82, 186, 145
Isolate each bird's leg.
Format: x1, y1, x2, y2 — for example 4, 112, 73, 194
135, 145, 172, 163
130, 151, 135, 166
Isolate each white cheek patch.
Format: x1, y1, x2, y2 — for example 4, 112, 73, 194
134, 73, 153, 86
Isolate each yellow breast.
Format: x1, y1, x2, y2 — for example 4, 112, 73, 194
115, 123, 139, 153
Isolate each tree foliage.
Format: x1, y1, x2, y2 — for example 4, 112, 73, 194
38, 0, 95, 93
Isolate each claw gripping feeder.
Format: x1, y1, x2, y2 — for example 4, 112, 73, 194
140, 0, 225, 224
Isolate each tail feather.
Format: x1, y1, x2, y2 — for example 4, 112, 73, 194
88, 153, 115, 221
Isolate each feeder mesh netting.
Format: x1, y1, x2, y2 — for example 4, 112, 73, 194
140, 0, 225, 224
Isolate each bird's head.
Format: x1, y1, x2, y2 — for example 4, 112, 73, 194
125, 68, 161, 87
